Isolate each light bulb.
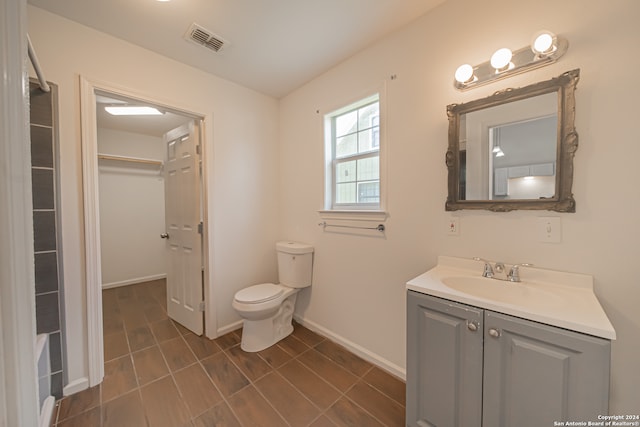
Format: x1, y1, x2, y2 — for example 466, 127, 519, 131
490, 48, 513, 70
454, 64, 474, 84
532, 31, 556, 55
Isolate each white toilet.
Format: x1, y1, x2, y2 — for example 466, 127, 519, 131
232, 241, 314, 352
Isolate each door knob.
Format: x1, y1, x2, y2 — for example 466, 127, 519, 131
160, 233, 169, 239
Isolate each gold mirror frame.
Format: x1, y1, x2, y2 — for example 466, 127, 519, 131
445, 69, 579, 212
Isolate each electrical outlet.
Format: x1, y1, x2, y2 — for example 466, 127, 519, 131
537, 217, 561, 243
447, 217, 460, 236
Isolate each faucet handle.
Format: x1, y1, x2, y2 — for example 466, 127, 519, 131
508, 263, 533, 282
473, 257, 494, 278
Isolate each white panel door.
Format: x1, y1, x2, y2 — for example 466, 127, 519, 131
163, 121, 203, 335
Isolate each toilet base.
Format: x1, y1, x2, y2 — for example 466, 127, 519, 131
240, 293, 297, 352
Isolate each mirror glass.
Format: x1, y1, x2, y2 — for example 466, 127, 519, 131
446, 69, 579, 212
461, 92, 557, 201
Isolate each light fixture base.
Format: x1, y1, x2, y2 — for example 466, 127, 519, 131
454, 36, 568, 91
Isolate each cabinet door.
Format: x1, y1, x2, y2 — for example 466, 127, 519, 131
508, 165, 530, 178
493, 167, 508, 196
529, 162, 554, 176
407, 291, 483, 427
482, 311, 611, 427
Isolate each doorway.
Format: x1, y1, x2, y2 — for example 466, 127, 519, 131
80, 77, 212, 386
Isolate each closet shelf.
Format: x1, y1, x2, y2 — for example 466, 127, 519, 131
97, 153, 163, 166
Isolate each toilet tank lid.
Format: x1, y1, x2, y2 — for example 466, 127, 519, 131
276, 241, 314, 254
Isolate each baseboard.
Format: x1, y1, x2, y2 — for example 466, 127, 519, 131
293, 316, 407, 381
216, 320, 243, 337
102, 273, 167, 289
63, 377, 89, 396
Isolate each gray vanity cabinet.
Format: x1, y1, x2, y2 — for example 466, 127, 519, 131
482, 310, 610, 426
407, 290, 611, 427
406, 291, 483, 427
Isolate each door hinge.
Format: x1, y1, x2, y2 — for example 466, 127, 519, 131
198, 301, 205, 312
196, 144, 201, 155
197, 222, 203, 234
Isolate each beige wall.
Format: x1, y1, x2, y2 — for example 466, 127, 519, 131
28, 5, 280, 389
280, 0, 640, 413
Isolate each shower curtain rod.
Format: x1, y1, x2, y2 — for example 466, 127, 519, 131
27, 34, 50, 93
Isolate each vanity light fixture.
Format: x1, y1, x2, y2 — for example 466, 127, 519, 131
104, 106, 164, 116
453, 30, 568, 91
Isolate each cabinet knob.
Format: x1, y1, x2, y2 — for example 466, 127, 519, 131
488, 328, 501, 338
467, 320, 479, 332
160, 233, 169, 239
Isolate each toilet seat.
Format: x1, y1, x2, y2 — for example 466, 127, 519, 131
234, 283, 283, 304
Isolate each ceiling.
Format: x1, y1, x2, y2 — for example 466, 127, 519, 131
28, 0, 446, 98
95, 93, 193, 137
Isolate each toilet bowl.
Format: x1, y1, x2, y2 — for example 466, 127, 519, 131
233, 241, 314, 352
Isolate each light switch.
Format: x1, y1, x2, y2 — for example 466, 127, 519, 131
537, 217, 561, 243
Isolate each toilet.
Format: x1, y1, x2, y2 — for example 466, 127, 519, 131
233, 241, 314, 352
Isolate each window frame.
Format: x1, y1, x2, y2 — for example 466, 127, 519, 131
323, 91, 386, 213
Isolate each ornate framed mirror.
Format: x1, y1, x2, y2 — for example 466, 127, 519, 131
445, 69, 579, 212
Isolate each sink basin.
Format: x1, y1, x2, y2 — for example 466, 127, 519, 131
441, 276, 563, 307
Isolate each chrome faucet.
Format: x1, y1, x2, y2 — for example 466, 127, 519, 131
473, 257, 494, 278
474, 258, 533, 283
507, 263, 534, 282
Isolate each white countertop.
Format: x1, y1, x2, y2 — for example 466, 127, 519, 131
406, 256, 616, 340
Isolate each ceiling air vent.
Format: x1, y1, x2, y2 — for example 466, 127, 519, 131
184, 23, 228, 53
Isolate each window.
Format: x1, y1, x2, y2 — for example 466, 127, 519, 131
325, 94, 381, 210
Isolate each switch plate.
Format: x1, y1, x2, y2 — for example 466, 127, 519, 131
447, 217, 460, 236
537, 217, 561, 243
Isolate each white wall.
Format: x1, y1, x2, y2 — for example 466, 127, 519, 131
280, 0, 640, 413
97, 128, 167, 287
28, 5, 280, 391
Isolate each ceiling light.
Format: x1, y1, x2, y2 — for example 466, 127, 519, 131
495, 148, 505, 157
490, 48, 513, 71
454, 64, 475, 84
532, 30, 556, 56
104, 106, 163, 116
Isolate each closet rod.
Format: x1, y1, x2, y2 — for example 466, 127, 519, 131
27, 34, 50, 93
97, 153, 163, 166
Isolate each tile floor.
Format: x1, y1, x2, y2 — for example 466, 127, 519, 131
50, 280, 406, 426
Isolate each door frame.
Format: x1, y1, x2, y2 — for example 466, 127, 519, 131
79, 76, 215, 386
1, 0, 39, 423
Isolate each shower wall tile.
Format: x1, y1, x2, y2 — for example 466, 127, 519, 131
33, 210, 57, 252
35, 252, 58, 294
36, 292, 60, 334
32, 168, 55, 209
30, 86, 53, 126
30, 80, 65, 400
49, 331, 63, 373
51, 372, 63, 399
30, 126, 53, 168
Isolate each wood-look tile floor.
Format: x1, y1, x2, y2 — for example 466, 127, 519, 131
50, 280, 406, 427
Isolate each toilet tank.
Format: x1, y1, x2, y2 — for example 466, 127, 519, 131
276, 241, 314, 288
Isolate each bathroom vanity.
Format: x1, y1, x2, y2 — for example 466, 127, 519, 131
406, 256, 615, 427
